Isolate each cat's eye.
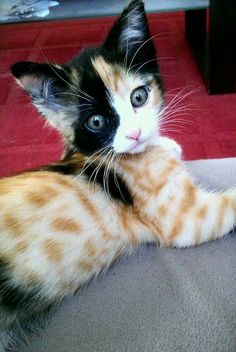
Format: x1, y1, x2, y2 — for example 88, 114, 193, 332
130, 86, 149, 108
85, 114, 106, 132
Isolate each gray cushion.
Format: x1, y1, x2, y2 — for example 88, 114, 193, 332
17, 158, 236, 352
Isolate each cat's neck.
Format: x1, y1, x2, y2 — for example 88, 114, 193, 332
42, 146, 180, 207
117, 146, 180, 195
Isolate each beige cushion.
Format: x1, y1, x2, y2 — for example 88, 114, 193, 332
17, 158, 236, 352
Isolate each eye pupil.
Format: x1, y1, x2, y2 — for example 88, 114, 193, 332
135, 94, 142, 102
131, 86, 148, 108
93, 117, 100, 126
85, 114, 106, 131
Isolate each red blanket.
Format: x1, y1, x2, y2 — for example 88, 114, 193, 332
1, 12, 236, 177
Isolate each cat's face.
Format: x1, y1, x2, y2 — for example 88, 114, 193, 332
11, 0, 163, 156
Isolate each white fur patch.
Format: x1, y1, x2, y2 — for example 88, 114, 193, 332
154, 137, 182, 160
110, 75, 162, 154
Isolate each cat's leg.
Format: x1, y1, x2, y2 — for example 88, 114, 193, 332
155, 136, 182, 160
159, 182, 236, 248
150, 137, 236, 247
135, 153, 236, 248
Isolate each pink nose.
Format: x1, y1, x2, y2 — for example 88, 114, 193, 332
125, 128, 141, 141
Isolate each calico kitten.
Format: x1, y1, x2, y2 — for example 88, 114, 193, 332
0, 0, 236, 350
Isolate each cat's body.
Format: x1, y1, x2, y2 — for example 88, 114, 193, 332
0, 0, 236, 350
1, 141, 236, 350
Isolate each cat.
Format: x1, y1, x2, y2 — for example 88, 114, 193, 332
0, 0, 236, 350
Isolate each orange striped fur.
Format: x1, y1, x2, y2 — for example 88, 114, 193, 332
1, 143, 236, 305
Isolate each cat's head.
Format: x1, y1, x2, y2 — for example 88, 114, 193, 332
11, 0, 163, 156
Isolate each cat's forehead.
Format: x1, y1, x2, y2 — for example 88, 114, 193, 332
69, 51, 153, 101
91, 56, 150, 96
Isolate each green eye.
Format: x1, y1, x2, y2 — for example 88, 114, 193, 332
130, 86, 149, 108
85, 115, 106, 131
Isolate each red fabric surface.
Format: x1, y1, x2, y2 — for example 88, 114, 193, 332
1, 12, 236, 177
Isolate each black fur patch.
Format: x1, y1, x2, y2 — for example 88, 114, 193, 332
69, 49, 121, 155
44, 162, 78, 175
43, 159, 133, 205
0, 259, 40, 312
83, 162, 133, 205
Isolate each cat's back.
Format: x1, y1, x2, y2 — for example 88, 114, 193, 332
0, 168, 127, 300
0, 169, 120, 240
0, 169, 109, 213
0, 170, 85, 222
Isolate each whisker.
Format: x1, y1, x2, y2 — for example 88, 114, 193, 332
133, 58, 158, 76
113, 154, 126, 203
85, 147, 112, 200
36, 41, 94, 103
160, 116, 198, 125
78, 146, 110, 178
160, 86, 203, 120
102, 150, 114, 203
128, 32, 171, 72
52, 91, 93, 102
89, 158, 106, 196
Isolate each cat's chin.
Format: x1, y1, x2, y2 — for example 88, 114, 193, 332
114, 136, 158, 155
121, 141, 148, 154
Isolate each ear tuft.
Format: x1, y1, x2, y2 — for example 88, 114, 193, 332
11, 61, 67, 101
11, 60, 73, 122
11, 61, 77, 145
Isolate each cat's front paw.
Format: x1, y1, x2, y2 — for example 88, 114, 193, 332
156, 137, 182, 159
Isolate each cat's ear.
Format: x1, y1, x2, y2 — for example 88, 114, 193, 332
11, 61, 77, 146
11, 61, 69, 114
102, 0, 157, 70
